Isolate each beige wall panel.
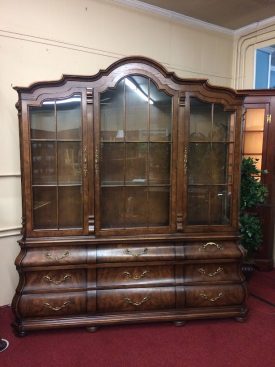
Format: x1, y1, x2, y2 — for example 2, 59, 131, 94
0, 177, 22, 229
0, 236, 20, 306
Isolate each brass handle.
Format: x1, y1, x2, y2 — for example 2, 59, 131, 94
95, 147, 99, 175
43, 300, 71, 311
83, 146, 88, 177
198, 267, 224, 277
124, 248, 148, 257
124, 296, 150, 307
123, 270, 149, 280
43, 274, 72, 285
45, 250, 70, 262
199, 242, 223, 251
200, 291, 223, 302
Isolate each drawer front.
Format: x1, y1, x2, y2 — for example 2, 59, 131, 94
184, 241, 242, 260
97, 266, 174, 288
18, 292, 86, 317
97, 244, 175, 263
184, 263, 242, 283
185, 284, 246, 307
24, 270, 86, 292
97, 287, 175, 313
22, 246, 87, 266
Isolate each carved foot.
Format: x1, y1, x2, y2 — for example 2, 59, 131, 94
86, 326, 99, 333
174, 321, 186, 327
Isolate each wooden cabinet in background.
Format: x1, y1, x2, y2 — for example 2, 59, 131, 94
12, 57, 247, 335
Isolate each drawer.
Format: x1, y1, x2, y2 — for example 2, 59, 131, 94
184, 241, 242, 260
97, 243, 175, 263
18, 292, 86, 317
184, 263, 242, 283
21, 246, 87, 266
185, 284, 246, 307
97, 287, 175, 313
97, 266, 174, 288
24, 269, 86, 292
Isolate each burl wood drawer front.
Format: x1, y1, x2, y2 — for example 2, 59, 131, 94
21, 246, 87, 266
184, 242, 242, 260
24, 269, 86, 292
184, 263, 242, 283
185, 284, 246, 307
97, 266, 174, 288
18, 292, 86, 317
97, 244, 175, 263
97, 287, 175, 313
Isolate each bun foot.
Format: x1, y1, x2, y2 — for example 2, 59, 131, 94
86, 326, 99, 333
174, 321, 186, 327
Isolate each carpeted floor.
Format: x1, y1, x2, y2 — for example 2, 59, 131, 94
1, 270, 275, 367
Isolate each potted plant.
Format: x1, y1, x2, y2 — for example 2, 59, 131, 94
239, 157, 268, 276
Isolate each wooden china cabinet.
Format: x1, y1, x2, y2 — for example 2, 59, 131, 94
12, 57, 247, 335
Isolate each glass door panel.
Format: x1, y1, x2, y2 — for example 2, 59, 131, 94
149, 143, 170, 185
101, 143, 125, 185
32, 187, 57, 229
30, 104, 56, 139
125, 143, 147, 185
57, 97, 82, 140
57, 142, 82, 184
58, 186, 83, 228
99, 76, 172, 230
31, 142, 57, 185
187, 97, 234, 226
29, 93, 84, 231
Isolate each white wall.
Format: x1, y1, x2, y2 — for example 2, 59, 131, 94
0, 0, 235, 306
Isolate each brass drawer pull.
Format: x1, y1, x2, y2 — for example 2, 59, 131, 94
198, 267, 224, 277
199, 242, 223, 251
43, 300, 71, 311
43, 274, 72, 285
122, 270, 149, 280
200, 291, 223, 302
124, 248, 148, 257
124, 296, 150, 307
45, 250, 70, 262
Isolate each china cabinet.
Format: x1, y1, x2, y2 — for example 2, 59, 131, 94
12, 57, 247, 335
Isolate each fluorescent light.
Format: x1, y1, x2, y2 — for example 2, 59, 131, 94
125, 78, 153, 104
43, 97, 81, 105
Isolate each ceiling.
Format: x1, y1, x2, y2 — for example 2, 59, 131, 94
138, 0, 275, 30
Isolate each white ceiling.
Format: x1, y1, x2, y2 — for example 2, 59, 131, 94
138, 0, 275, 30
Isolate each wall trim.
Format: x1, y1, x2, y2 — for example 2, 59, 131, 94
0, 29, 233, 82
0, 173, 21, 178
0, 227, 21, 238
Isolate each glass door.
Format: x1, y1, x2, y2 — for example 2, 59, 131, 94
29, 94, 85, 232
187, 97, 235, 226
99, 76, 173, 231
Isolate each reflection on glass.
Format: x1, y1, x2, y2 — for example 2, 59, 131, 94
101, 143, 124, 185
57, 95, 82, 140
100, 75, 172, 229
149, 187, 169, 226
33, 187, 57, 228
101, 187, 124, 228
126, 143, 147, 185
187, 186, 230, 225
188, 143, 228, 184
58, 142, 82, 184
149, 143, 170, 184
31, 142, 57, 184
150, 81, 172, 141
245, 109, 265, 131
100, 81, 124, 142
125, 76, 149, 141
30, 104, 55, 139
212, 104, 231, 141
58, 186, 82, 227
